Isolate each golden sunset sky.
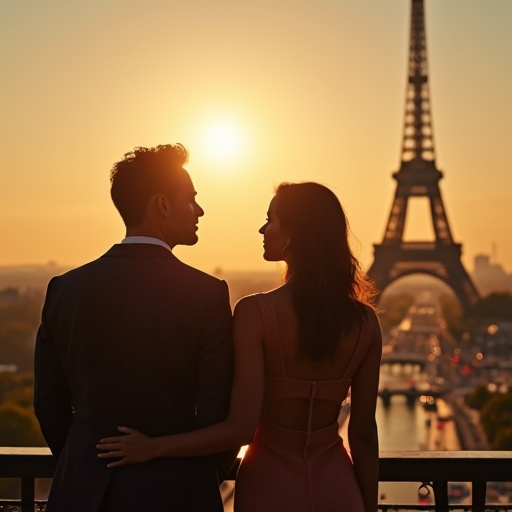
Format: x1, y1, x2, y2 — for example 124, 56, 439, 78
2, 0, 511, 275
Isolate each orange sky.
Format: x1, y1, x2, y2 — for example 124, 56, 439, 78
1, 0, 511, 275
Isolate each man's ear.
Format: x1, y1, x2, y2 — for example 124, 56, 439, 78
153, 194, 172, 218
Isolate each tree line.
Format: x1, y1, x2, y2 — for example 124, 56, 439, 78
0, 289, 47, 498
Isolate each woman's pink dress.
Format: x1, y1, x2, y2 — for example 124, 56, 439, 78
233, 294, 370, 512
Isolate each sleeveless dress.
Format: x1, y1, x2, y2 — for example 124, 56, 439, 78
233, 294, 370, 512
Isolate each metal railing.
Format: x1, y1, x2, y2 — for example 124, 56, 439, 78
1, 447, 511, 512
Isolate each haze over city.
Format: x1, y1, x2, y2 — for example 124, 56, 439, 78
2, 0, 511, 275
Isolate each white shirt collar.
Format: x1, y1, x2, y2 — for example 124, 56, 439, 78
121, 236, 171, 252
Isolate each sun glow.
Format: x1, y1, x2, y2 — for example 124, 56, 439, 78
200, 119, 245, 163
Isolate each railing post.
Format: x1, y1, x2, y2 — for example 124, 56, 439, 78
472, 481, 486, 512
432, 480, 449, 512
21, 477, 36, 512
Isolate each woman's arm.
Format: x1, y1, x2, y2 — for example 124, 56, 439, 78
97, 295, 266, 467
347, 309, 382, 512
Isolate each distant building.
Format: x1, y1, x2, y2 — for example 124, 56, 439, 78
0, 287, 20, 304
0, 364, 18, 373
472, 254, 512, 296
0, 263, 71, 292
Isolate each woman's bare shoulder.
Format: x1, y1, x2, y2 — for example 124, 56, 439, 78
233, 293, 267, 320
359, 303, 383, 350
236, 284, 289, 307
233, 294, 265, 339
232, 293, 257, 312
356, 301, 380, 325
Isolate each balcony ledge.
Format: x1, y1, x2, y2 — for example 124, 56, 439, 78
1, 448, 511, 512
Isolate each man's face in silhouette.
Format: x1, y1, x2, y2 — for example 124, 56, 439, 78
165, 170, 204, 248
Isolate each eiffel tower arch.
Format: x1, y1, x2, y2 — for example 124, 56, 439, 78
367, 0, 480, 314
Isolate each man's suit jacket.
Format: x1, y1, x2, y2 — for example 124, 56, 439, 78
34, 243, 235, 512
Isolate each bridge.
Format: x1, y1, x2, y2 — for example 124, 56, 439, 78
380, 352, 428, 371
378, 384, 445, 407
379, 352, 446, 406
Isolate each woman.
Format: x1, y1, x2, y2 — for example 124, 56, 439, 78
98, 182, 382, 512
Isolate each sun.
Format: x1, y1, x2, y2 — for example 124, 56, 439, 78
201, 120, 245, 163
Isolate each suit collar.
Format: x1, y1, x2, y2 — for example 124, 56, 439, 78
121, 236, 172, 252
102, 243, 178, 260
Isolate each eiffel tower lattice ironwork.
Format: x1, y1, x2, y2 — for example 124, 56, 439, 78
367, 0, 480, 313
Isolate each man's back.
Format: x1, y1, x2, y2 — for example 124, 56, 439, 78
35, 243, 233, 512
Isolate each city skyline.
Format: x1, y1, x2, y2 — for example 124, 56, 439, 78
2, 0, 511, 275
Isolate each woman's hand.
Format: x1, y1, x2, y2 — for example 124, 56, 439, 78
97, 426, 156, 468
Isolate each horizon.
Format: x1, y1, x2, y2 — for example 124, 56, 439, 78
0, 249, 510, 276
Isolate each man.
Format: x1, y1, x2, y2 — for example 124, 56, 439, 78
34, 144, 235, 512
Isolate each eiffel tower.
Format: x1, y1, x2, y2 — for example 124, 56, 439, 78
367, 0, 480, 313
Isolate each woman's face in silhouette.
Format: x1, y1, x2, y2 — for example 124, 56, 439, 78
259, 196, 289, 262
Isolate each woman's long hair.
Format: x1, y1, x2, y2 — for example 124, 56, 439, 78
274, 182, 376, 362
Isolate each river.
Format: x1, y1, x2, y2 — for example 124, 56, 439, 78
339, 367, 439, 506
337, 358, 467, 507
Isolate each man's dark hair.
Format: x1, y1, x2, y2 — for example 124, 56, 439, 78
110, 144, 189, 228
